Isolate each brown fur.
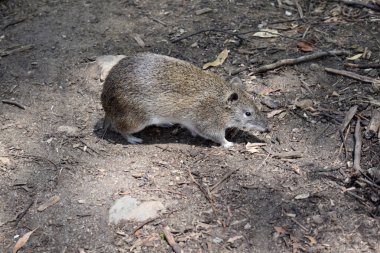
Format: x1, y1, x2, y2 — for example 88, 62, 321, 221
101, 53, 269, 147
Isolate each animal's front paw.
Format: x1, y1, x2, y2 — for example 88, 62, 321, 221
222, 141, 234, 149
126, 135, 143, 144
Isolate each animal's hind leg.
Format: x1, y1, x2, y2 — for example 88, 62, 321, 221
113, 116, 148, 144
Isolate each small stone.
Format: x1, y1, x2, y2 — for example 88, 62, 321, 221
78, 199, 86, 204
310, 63, 320, 71
244, 223, 251, 229
212, 237, 223, 244
109, 196, 165, 224
311, 215, 323, 224
195, 8, 213, 15
57, 125, 79, 137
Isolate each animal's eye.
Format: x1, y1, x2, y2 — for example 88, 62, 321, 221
245, 112, 252, 117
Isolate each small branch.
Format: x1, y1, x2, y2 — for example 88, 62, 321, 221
2, 100, 26, 110
325, 67, 380, 90
293, 0, 304, 18
291, 218, 308, 232
210, 168, 239, 194
188, 168, 219, 219
132, 217, 160, 235
163, 226, 183, 253
253, 50, 349, 74
0, 44, 33, 57
340, 0, 380, 12
263, 147, 302, 159
339, 106, 358, 142
365, 109, 380, 139
170, 29, 243, 43
357, 177, 380, 190
344, 63, 380, 69
353, 119, 364, 174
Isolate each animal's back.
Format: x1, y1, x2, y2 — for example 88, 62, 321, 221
102, 53, 230, 119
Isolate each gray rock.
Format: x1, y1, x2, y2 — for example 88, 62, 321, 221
57, 125, 79, 137
109, 196, 165, 224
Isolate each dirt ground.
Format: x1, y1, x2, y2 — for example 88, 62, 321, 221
1, 0, 380, 252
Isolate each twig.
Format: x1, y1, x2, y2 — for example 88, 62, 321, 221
253, 50, 349, 73
293, 0, 304, 18
163, 226, 184, 253
340, 0, 380, 12
210, 168, 239, 193
353, 119, 364, 174
344, 63, 380, 69
263, 147, 302, 159
325, 67, 380, 90
188, 168, 219, 218
170, 28, 244, 43
2, 100, 26, 110
291, 218, 308, 232
2, 17, 26, 30
364, 109, 380, 139
357, 177, 380, 190
0, 44, 33, 57
132, 217, 160, 235
339, 106, 357, 148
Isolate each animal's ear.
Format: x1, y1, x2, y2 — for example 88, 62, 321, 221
229, 77, 245, 89
227, 92, 239, 104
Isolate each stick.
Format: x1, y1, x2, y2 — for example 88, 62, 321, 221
340, 0, 380, 12
344, 63, 380, 69
293, 0, 304, 18
325, 67, 380, 90
170, 28, 243, 43
132, 217, 159, 235
163, 226, 183, 253
353, 119, 364, 174
263, 147, 302, 159
253, 50, 349, 73
210, 168, 239, 193
0, 44, 33, 57
364, 109, 380, 139
2, 100, 26, 110
291, 218, 308, 232
188, 168, 219, 218
339, 105, 357, 142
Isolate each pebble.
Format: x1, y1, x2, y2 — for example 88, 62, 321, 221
109, 196, 165, 224
311, 215, 323, 224
57, 125, 79, 137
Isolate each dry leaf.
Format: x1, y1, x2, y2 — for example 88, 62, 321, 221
259, 87, 281, 96
305, 235, 317, 246
295, 99, 314, 109
274, 226, 287, 236
253, 29, 279, 38
297, 41, 315, 52
246, 142, 266, 153
227, 235, 243, 243
13, 229, 37, 253
267, 109, 285, 118
37, 195, 60, 211
291, 164, 301, 175
294, 193, 310, 199
202, 49, 229, 69
347, 53, 363, 61
0, 156, 11, 166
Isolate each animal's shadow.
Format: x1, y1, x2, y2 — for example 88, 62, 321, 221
94, 119, 264, 147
